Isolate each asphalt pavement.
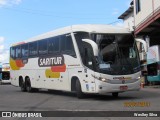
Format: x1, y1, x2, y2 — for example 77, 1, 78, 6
0, 84, 159, 120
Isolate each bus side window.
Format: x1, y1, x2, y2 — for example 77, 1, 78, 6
38, 40, 48, 55
66, 35, 76, 56
48, 36, 60, 54
48, 38, 54, 54
15, 46, 21, 59
29, 42, 38, 56
54, 37, 60, 52
60, 34, 76, 57
60, 35, 65, 52
21, 44, 28, 58
10, 47, 16, 59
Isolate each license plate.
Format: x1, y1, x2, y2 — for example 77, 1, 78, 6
120, 86, 128, 90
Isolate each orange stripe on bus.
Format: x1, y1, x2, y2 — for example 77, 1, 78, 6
51, 64, 66, 72
15, 60, 25, 67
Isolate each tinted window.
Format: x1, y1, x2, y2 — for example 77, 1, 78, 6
48, 36, 60, 54
84, 44, 94, 70
10, 47, 15, 59
38, 40, 48, 55
21, 44, 28, 58
54, 37, 59, 51
60, 34, 76, 57
60, 35, 65, 51
74, 32, 89, 41
29, 42, 38, 56
74, 32, 90, 60
15, 46, 21, 58
66, 35, 74, 51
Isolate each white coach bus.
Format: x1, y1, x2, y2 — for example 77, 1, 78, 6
10, 24, 141, 98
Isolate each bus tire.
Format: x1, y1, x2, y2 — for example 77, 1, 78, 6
76, 79, 84, 99
26, 78, 34, 93
112, 92, 119, 98
20, 78, 26, 92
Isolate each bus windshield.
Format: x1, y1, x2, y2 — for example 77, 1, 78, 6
91, 33, 140, 75
2, 71, 10, 80
74, 32, 140, 75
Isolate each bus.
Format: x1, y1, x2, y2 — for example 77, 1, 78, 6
10, 24, 141, 98
1, 63, 10, 84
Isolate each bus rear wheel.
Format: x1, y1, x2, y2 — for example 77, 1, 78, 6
25, 78, 39, 92
20, 79, 26, 92
26, 78, 34, 93
76, 80, 85, 99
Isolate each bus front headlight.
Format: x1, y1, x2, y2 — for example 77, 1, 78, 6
136, 76, 141, 80
92, 74, 109, 83
99, 77, 109, 82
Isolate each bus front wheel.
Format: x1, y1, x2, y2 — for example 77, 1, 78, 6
76, 80, 84, 99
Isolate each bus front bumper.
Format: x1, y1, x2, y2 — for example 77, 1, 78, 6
97, 80, 141, 94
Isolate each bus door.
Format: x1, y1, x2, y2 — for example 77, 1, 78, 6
82, 41, 96, 92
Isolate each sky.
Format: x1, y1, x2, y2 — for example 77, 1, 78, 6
0, 0, 131, 64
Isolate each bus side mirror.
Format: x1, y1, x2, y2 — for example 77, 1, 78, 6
82, 39, 98, 56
